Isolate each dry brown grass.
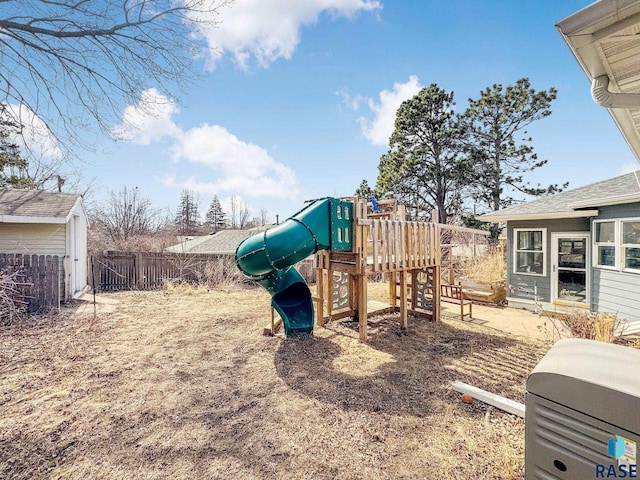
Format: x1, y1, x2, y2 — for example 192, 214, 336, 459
162, 256, 248, 293
0, 283, 550, 479
460, 250, 506, 283
199, 256, 247, 287
543, 310, 621, 343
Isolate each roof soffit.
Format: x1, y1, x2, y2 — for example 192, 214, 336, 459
557, 0, 640, 161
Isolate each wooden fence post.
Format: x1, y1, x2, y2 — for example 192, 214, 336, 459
135, 252, 143, 289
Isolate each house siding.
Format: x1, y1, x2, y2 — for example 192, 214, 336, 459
507, 218, 590, 304
0, 223, 66, 255
590, 202, 640, 326
0, 222, 67, 300
592, 269, 640, 324
595, 202, 640, 220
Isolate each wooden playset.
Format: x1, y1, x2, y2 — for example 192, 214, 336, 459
313, 197, 442, 341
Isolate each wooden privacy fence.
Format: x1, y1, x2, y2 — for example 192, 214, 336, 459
92, 251, 316, 292
0, 254, 61, 312
93, 251, 227, 291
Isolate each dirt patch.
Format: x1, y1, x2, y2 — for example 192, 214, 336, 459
0, 284, 551, 479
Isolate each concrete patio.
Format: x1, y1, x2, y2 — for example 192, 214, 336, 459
440, 301, 566, 341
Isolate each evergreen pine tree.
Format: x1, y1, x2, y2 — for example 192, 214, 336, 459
205, 195, 227, 231
0, 112, 34, 188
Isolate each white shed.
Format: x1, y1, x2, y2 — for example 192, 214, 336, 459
0, 189, 88, 300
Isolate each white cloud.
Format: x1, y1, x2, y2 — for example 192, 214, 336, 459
110, 88, 182, 144
2, 104, 63, 160
168, 124, 300, 198
336, 88, 366, 111
358, 75, 423, 147
118, 91, 300, 199
200, 0, 382, 70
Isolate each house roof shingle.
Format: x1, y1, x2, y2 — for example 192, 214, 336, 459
0, 189, 81, 219
480, 171, 640, 222
166, 227, 269, 254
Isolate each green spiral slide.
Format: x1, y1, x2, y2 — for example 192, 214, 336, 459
235, 197, 353, 336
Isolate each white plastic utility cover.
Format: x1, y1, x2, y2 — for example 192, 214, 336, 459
526, 338, 640, 479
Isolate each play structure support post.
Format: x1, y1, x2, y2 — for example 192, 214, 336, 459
389, 271, 397, 308
327, 267, 334, 320
357, 274, 368, 342
399, 270, 408, 329
349, 274, 357, 311
433, 265, 441, 321
315, 265, 324, 326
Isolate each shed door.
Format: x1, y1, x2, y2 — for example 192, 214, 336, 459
551, 233, 589, 307
72, 215, 81, 294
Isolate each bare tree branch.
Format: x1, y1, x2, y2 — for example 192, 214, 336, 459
0, 0, 231, 156
90, 186, 165, 243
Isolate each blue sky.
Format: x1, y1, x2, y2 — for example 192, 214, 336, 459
80, 0, 638, 224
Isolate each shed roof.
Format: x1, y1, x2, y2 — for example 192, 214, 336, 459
166, 227, 269, 254
480, 171, 640, 222
0, 189, 83, 223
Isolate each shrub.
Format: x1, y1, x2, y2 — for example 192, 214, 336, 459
459, 249, 506, 283
0, 270, 28, 326
553, 310, 620, 343
164, 256, 250, 293
200, 256, 247, 287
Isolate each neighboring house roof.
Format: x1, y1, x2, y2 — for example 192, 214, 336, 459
0, 189, 84, 224
480, 171, 640, 222
171, 235, 212, 251
557, 0, 640, 162
166, 226, 270, 254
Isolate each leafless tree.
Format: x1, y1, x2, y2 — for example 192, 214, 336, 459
175, 189, 201, 235
0, 0, 231, 155
239, 203, 250, 228
259, 208, 269, 226
229, 195, 239, 228
90, 186, 165, 243
228, 195, 251, 228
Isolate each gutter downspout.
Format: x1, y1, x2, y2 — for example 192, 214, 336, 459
591, 75, 640, 108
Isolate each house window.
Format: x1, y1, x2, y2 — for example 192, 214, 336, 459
593, 218, 640, 273
514, 229, 546, 275
594, 221, 616, 268
622, 221, 640, 271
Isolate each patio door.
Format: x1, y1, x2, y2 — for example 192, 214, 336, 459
551, 233, 589, 306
